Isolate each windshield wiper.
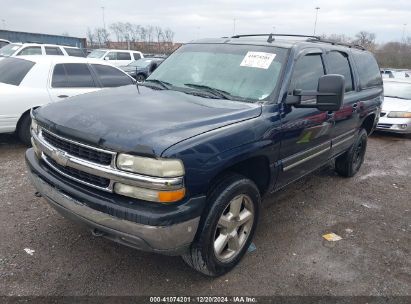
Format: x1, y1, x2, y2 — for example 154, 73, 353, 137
183, 83, 236, 100
143, 79, 172, 90
385, 95, 409, 100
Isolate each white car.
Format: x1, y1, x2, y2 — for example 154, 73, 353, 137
87, 49, 144, 66
377, 79, 411, 134
0, 39, 10, 48
0, 55, 135, 144
0, 43, 86, 60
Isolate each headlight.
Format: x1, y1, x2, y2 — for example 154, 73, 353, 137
31, 119, 39, 134
114, 183, 185, 203
387, 111, 411, 118
116, 154, 184, 177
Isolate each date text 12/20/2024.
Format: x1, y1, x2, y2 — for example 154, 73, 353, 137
149, 297, 257, 303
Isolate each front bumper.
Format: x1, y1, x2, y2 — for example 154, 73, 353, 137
26, 149, 204, 255
376, 116, 411, 134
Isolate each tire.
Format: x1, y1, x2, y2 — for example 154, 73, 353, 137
17, 114, 32, 146
335, 128, 368, 177
182, 173, 261, 276
136, 74, 146, 83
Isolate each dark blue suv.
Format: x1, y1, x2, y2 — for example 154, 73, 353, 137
26, 34, 383, 276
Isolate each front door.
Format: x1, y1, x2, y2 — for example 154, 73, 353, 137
275, 50, 333, 189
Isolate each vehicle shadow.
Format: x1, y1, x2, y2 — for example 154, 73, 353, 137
0, 133, 25, 148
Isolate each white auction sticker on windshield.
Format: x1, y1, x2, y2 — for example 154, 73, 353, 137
240, 51, 276, 69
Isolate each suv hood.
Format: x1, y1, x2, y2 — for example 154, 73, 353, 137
34, 85, 262, 156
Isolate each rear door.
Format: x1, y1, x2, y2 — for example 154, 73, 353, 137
276, 49, 333, 189
324, 50, 359, 156
48, 63, 100, 102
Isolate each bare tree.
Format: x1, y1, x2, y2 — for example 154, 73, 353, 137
86, 28, 95, 48
155, 26, 164, 53
354, 31, 376, 51
95, 27, 110, 47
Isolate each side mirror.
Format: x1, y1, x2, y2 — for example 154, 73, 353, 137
286, 74, 345, 112
104, 56, 110, 61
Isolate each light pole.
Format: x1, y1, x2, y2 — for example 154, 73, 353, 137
402, 23, 407, 42
101, 6, 106, 30
232, 18, 236, 36
313, 7, 320, 36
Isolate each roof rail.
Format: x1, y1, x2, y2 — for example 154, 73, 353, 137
310, 38, 366, 50
230, 33, 366, 50
231, 33, 321, 41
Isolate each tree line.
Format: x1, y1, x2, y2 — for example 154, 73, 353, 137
321, 31, 411, 69
87, 22, 176, 54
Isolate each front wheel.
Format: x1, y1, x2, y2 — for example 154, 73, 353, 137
335, 128, 368, 177
182, 174, 261, 276
17, 113, 32, 146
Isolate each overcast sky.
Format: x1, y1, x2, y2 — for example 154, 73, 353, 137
1, 0, 410, 43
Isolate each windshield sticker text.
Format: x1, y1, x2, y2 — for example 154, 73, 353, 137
240, 52, 276, 69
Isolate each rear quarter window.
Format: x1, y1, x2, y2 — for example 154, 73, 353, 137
64, 48, 86, 57
352, 50, 382, 89
0, 57, 35, 86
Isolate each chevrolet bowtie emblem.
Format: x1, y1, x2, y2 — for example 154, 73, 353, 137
52, 150, 69, 167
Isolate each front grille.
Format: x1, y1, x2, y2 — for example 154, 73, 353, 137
45, 155, 110, 188
42, 131, 112, 165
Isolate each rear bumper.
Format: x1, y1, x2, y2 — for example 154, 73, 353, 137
26, 149, 204, 255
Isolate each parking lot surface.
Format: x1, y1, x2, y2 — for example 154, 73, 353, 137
0, 132, 410, 296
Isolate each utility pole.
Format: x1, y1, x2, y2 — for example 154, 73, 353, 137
232, 18, 236, 36
313, 7, 320, 36
101, 6, 106, 30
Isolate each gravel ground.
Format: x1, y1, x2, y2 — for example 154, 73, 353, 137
0, 132, 410, 296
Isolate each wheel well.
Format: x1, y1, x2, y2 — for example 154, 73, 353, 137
209, 156, 271, 196
15, 109, 32, 133
361, 114, 376, 135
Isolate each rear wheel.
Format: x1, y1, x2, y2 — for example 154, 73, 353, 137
182, 174, 260, 276
17, 113, 32, 146
335, 128, 368, 177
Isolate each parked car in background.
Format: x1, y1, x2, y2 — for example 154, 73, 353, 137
0, 43, 86, 60
119, 58, 164, 82
0, 56, 135, 144
27, 34, 382, 276
0, 39, 10, 48
381, 69, 411, 79
377, 79, 411, 133
87, 49, 144, 67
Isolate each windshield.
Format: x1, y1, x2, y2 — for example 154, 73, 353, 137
0, 44, 21, 57
87, 50, 107, 59
147, 44, 288, 102
128, 59, 152, 68
384, 81, 411, 100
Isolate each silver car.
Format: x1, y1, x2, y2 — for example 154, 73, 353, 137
377, 79, 411, 133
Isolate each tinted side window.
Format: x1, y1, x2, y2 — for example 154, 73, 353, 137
64, 48, 86, 57
352, 51, 382, 89
291, 54, 325, 100
117, 52, 131, 60
51, 64, 67, 87
0, 57, 35, 86
133, 53, 141, 60
18, 46, 42, 55
52, 64, 96, 88
326, 51, 353, 92
45, 47, 64, 56
107, 52, 117, 60
92, 64, 133, 87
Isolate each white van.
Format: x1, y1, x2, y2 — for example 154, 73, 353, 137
87, 49, 144, 66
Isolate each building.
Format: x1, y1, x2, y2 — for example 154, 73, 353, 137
0, 30, 86, 48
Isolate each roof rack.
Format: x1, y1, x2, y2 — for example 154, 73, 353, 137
230, 33, 365, 50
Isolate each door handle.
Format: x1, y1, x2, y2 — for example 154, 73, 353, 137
58, 95, 69, 98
